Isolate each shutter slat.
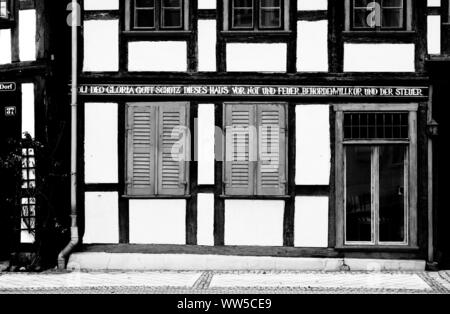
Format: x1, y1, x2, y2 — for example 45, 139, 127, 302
257, 104, 286, 196
126, 104, 156, 196
158, 103, 188, 195
225, 104, 255, 196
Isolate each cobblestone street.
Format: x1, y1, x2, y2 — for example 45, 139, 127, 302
0, 271, 450, 294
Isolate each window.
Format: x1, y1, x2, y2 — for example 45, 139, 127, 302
0, 0, 10, 19
352, 0, 406, 30
335, 105, 418, 247
132, 0, 184, 30
126, 102, 190, 196
231, 0, 284, 30
0, 0, 13, 25
21, 147, 36, 243
224, 103, 287, 196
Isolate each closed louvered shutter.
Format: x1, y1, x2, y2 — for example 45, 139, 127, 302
225, 104, 256, 195
256, 104, 286, 196
126, 104, 157, 196
158, 103, 188, 195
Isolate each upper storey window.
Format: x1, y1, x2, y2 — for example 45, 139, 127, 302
231, 0, 284, 30
0, 0, 10, 19
351, 0, 406, 30
132, 0, 185, 30
0, 0, 14, 27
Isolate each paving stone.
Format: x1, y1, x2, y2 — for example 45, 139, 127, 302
0, 271, 448, 294
0, 271, 202, 290
209, 272, 432, 291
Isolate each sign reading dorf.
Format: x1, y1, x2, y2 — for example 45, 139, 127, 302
0, 82, 16, 92
78, 84, 429, 99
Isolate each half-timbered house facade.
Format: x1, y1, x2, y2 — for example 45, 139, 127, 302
6, 0, 444, 270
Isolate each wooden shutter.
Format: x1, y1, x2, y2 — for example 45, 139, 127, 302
256, 104, 286, 196
224, 104, 256, 196
158, 103, 188, 195
126, 103, 157, 196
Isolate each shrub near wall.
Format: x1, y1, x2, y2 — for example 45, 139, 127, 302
0, 134, 69, 271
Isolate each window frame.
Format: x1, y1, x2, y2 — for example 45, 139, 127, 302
130, 0, 186, 32
348, 0, 409, 32
343, 143, 410, 246
334, 104, 418, 249
125, 102, 191, 198
230, 0, 285, 31
132, 0, 156, 30
223, 102, 288, 197
160, 0, 183, 29
259, 0, 283, 30
231, 0, 254, 30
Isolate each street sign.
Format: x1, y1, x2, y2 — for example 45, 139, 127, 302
0, 82, 16, 92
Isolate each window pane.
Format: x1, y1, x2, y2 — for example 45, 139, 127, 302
162, 0, 181, 7
136, 0, 155, 8
382, 8, 403, 28
379, 145, 406, 243
260, 9, 280, 28
343, 112, 409, 140
135, 9, 155, 28
234, 0, 253, 7
233, 9, 253, 28
162, 8, 182, 28
346, 146, 372, 243
354, 0, 371, 8
353, 8, 370, 28
261, 0, 280, 7
382, 0, 403, 8
233, 0, 253, 28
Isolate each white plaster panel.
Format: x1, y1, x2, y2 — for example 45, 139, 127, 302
297, 20, 328, 72
427, 0, 441, 6
84, 103, 118, 184
128, 41, 187, 72
198, 20, 217, 71
84, 0, 119, 10
0, 29, 11, 64
225, 200, 284, 246
21, 83, 35, 138
428, 15, 441, 55
294, 197, 329, 248
198, 104, 215, 185
226, 43, 287, 72
83, 19, 119, 72
197, 194, 215, 246
296, 105, 330, 185
198, 0, 216, 9
129, 200, 187, 245
298, 0, 328, 10
19, 10, 36, 62
344, 44, 415, 72
84, 192, 119, 244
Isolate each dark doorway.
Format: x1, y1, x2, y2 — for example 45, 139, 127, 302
0, 82, 20, 260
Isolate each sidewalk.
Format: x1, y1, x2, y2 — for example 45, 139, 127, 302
0, 271, 450, 294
